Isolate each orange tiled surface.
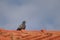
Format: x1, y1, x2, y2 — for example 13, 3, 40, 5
0, 29, 60, 40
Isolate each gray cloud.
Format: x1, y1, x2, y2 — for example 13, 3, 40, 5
0, 0, 60, 30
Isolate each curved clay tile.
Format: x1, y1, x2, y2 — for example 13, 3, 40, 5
0, 29, 60, 40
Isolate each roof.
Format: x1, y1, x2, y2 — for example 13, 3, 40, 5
0, 29, 60, 40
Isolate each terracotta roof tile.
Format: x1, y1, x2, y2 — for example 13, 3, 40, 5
0, 29, 60, 40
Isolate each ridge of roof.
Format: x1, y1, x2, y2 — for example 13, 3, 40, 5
0, 29, 60, 40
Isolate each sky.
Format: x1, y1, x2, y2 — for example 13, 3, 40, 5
0, 0, 60, 30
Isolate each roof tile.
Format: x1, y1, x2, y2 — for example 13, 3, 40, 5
0, 29, 60, 40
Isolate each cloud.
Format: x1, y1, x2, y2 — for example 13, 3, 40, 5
0, 0, 60, 30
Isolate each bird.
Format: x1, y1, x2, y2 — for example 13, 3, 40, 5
17, 21, 26, 30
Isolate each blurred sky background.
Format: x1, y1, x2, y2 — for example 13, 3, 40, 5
0, 0, 60, 30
